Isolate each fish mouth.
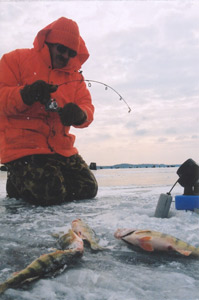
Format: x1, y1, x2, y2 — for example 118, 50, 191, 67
121, 230, 136, 238
72, 219, 81, 223
114, 229, 136, 239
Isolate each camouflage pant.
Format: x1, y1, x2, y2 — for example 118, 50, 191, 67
5, 154, 98, 205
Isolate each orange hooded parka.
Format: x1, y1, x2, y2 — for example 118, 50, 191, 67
0, 17, 94, 163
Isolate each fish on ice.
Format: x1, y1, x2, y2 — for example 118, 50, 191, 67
114, 228, 199, 257
0, 246, 83, 294
58, 229, 84, 250
72, 219, 104, 251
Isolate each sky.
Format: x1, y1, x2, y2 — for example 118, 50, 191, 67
0, 0, 199, 166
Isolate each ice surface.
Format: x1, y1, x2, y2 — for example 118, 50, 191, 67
0, 168, 199, 300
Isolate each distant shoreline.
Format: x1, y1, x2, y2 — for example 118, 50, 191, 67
1, 163, 180, 172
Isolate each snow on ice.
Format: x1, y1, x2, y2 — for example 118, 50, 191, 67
0, 168, 198, 300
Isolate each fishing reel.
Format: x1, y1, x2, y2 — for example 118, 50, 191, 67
45, 99, 61, 112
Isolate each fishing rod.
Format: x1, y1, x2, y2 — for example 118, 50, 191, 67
46, 77, 132, 113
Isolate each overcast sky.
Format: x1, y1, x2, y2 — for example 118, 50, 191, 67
0, 0, 199, 166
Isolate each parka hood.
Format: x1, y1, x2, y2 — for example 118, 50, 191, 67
33, 17, 89, 71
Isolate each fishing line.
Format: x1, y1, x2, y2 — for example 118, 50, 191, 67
57, 78, 132, 113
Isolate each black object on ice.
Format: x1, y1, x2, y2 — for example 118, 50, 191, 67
155, 158, 199, 218
89, 163, 97, 170
0, 165, 7, 171
177, 159, 199, 195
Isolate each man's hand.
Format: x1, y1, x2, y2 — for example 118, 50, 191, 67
59, 103, 87, 126
20, 80, 58, 106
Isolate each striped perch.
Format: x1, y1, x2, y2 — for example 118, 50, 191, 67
114, 229, 199, 257
58, 229, 84, 250
0, 245, 83, 294
72, 219, 104, 251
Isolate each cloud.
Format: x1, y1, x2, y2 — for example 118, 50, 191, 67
88, 5, 199, 101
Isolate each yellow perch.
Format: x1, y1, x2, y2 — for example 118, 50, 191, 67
58, 229, 84, 250
114, 228, 199, 257
71, 219, 104, 251
0, 246, 83, 294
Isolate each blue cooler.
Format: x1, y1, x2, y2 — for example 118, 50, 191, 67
175, 195, 199, 211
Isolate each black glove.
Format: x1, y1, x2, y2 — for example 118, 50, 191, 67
20, 80, 58, 106
59, 103, 87, 126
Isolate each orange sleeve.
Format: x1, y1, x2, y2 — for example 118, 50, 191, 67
0, 50, 28, 116
73, 73, 94, 128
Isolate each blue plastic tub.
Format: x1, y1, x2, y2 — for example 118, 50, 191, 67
175, 195, 199, 211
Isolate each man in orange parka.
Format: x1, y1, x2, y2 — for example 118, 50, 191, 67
0, 17, 98, 205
